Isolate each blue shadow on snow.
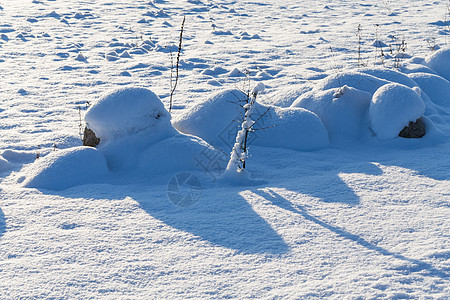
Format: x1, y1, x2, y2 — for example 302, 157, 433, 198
254, 188, 449, 280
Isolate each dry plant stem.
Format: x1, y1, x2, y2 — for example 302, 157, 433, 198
78, 106, 83, 142
169, 16, 185, 113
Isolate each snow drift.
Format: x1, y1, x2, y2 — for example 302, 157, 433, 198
173, 89, 329, 151
22, 147, 109, 191
292, 85, 372, 141
21, 87, 219, 190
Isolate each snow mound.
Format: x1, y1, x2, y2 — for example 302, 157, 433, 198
173, 89, 250, 148
85, 87, 175, 145
408, 72, 450, 107
137, 134, 218, 176
173, 89, 329, 151
313, 71, 390, 95
265, 86, 313, 108
22, 147, 109, 191
426, 48, 450, 81
401, 63, 438, 75
254, 107, 329, 150
369, 83, 425, 140
360, 68, 417, 88
292, 85, 371, 141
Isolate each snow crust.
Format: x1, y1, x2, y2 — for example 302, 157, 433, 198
369, 83, 425, 140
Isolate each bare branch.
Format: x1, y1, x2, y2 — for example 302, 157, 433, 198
169, 16, 185, 112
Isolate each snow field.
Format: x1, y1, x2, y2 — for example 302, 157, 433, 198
0, 0, 449, 298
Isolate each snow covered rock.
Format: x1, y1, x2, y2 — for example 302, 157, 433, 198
408, 72, 450, 107
426, 48, 450, 82
21, 147, 109, 191
82, 127, 100, 147
292, 85, 371, 141
85, 87, 176, 145
173, 89, 329, 151
369, 83, 425, 140
398, 117, 426, 138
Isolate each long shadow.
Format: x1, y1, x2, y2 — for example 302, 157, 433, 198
250, 147, 385, 206
255, 188, 449, 280
132, 189, 289, 255
0, 208, 5, 238
57, 183, 289, 255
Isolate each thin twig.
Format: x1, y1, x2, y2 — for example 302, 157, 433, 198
169, 16, 185, 112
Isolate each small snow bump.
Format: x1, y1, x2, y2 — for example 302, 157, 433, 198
229, 68, 245, 77
137, 18, 148, 24
372, 40, 388, 47
75, 53, 87, 61
119, 50, 132, 58
18, 88, 28, 95
207, 79, 222, 86
119, 71, 132, 77
46, 11, 60, 18
73, 12, 84, 19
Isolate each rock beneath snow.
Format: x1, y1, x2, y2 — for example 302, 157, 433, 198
292, 85, 372, 141
22, 147, 109, 191
369, 83, 425, 140
85, 87, 175, 145
426, 48, 450, 82
82, 127, 100, 147
399, 117, 426, 138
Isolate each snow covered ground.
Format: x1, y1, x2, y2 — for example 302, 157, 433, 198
0, 0, 449, 298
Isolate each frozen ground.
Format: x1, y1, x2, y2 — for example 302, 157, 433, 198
0, 0, 449, 298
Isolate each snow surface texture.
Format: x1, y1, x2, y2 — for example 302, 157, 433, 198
0, 0, 449, 298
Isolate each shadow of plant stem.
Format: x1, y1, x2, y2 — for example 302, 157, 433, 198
257, 188, 449, 280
